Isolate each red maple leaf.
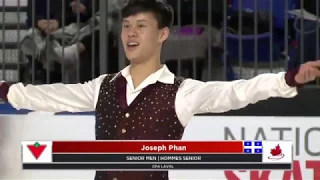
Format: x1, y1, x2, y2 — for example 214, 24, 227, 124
270, 144, 282, 156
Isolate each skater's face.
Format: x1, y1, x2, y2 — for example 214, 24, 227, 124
121, 12, 169, 63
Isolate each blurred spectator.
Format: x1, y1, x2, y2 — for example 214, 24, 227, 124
26, 0, 95, 29
50, 13, 101, 83
20, 0, 98, 84
165, 0, 224, 80
291, 1, 320, 69
49, 0, 126, 82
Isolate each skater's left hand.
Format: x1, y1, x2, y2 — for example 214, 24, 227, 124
295, 60, 320, 84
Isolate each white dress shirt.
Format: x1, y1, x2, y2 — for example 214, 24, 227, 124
7, 65, 297, 127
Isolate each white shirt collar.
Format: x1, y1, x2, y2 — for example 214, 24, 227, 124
110, 65, 175, 92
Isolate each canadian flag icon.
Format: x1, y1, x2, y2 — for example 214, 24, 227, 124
262, 141, 292, 163
268, 144, 285, 160
22, 141, 52, 163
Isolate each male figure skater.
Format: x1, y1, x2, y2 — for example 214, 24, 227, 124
1, 0, 320, 179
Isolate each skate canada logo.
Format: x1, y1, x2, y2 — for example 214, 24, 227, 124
268, 144, 285, 160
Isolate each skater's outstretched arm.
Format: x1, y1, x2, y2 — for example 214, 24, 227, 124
176, 61, 320, 117
0, 74, 108, 113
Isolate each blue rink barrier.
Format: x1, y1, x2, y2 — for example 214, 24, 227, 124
0, 103, 95, 115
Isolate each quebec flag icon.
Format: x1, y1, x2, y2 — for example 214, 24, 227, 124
22, 141, 52, 163
243, 141, 263, 154
262, 141, 292, 163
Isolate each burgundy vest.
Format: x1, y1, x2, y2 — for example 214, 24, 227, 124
94, 74, 185, 180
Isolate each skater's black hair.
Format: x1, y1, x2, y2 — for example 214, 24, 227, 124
121, 0, 174, 29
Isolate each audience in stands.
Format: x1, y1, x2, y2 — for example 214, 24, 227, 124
20, 0, 319, 84
164, 0, 224, 80
292, 1, 320, 68
26, 0, 95, 29
21, 0, 98, 84
50, 0, 127, 82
